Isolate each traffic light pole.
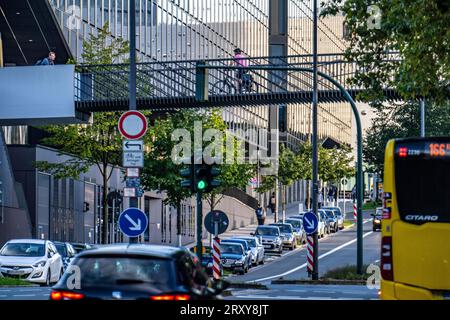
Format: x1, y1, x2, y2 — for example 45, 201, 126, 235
196, 191, 203, 262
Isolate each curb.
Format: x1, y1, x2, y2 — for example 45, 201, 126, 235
0, 284, 40, 288
228, 282, 269, 290
271, 279, 367, 285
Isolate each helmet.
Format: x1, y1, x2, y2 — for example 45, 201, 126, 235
234, 48, 242, 54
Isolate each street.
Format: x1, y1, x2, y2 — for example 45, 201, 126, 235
0, 287, 51, 300
226, 284, 378, 300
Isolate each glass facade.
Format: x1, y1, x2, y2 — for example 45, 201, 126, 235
48, 0, 351, 147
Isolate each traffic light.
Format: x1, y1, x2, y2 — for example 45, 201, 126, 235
180, 156, 195, 192
195, 163, 221, 193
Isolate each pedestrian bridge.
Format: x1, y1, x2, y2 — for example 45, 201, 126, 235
74, 53, 401, 113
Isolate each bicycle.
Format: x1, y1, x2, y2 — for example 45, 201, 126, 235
212, 68, 258, 95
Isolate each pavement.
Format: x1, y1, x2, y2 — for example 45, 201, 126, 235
0, 286, 51, 300
225, 284, 379, 300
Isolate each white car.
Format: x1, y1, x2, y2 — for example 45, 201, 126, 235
235, 236, 265, 265
0, 239, 64, 286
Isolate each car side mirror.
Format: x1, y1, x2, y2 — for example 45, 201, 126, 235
47, 252, 52, 259
250, 232, 254, 236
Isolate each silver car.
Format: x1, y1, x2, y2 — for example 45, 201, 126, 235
235, 236, 265, 266
285, 218, 306, 244
322, 206, 345, 230
252, 226, 283, 254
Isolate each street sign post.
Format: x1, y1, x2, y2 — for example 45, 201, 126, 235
302, 211, 319, 235
118, 111, 148, 140
118, 208, 148, 238
204, 210, 229, 235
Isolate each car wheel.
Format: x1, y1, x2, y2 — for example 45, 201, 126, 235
240, 269, 245, 275
259, 258, 264, 265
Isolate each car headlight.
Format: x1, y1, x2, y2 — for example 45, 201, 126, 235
33, 260, 46, 268
374, 219, 381, 223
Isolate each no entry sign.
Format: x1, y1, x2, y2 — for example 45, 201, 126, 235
118, 111, 148, 140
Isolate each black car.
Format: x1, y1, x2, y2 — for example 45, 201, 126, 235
53, 242, 77, 271
70, 243, 95, 254
51, 244, 228, 300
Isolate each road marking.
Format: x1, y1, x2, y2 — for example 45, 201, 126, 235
247, 231, 374, 283
13, 294, 37, 297
287, 289, 307, 293
313, 290, 336, 294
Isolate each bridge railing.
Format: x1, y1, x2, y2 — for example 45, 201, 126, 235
74, 53, 400, 105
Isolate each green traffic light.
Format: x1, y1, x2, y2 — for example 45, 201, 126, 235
197, 180, 207, 190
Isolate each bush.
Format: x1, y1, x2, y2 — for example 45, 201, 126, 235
322, 265, 370, 281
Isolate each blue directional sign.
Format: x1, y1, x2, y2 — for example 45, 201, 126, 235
118, 208, 148, 237
302, 211, 318, 235
125, 177, 141, 188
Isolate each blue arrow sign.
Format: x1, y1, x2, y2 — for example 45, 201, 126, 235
302, 211, 318, 235
118, 208, 148, 237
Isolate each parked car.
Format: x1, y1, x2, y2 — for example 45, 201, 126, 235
53, 242, 77, 271
220, 239, 252, 269
285, 218, 306, 244
70, 243, 95, 254
51, 244, 228, 300
372, 207, 382, 231
234, 236, 265, 266
269, 223, 297, 250
252, 225, 282, 254
0, 239, 63, 286
322, 206, 344, 229
316, 211, 326, 237
220, 243, 250, 275
322, 209, 339, 233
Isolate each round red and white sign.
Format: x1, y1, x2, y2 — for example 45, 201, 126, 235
118, 111, 148, 140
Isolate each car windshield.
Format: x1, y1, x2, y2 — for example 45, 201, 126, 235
241, 239, 256, 247
256, 227, 279, 236
55, 244, 68, 257
272, 224, 292, 233
286, 220, 302, 228
65, 256, 174, 289
0, 243, 45, 257
221, 244, 243, 255
325, 211, 334, 218
223, 240, 247, 250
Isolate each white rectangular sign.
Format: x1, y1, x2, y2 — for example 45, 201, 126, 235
126, 168, 140, 177
123, 187, 136, 197
123, 140, 144, 152
123, 151, 144, 168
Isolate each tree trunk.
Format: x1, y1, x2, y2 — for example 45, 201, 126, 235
281, 185, 286, 222
102, 164, 109, 244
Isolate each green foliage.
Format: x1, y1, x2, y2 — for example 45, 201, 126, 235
256, 143, 354, 193
364, 101, 450, 173
81, 22, 130, 65
142, 109, 256, 208
0, 277, 34, 286
321, 0, 450, 106
322, 264, 371, 280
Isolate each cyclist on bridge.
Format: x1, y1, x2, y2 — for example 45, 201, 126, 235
233, 48, 252, 92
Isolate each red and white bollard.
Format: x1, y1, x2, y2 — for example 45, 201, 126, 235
212, 237, 221, 280
307, 235, 314, 276
353, 202, 357, 222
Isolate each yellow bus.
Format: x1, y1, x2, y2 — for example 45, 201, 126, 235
381, 138, 450, 299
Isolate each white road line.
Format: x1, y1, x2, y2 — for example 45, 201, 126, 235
247, 231, 374, 283
13, 294, 36, 297
287, 289, 307, 293
313, 290, 336, 294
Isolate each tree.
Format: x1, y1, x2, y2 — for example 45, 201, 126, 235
321, 0, 449, 106
364, 100, 450, 173
141, 109, 256, 244
35, 23, 134, 244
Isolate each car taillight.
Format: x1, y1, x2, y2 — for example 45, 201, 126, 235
381, 236, 393, 281
50, 290, 84, 300
150, 294, 190, 301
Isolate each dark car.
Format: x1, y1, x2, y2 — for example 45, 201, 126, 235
220, 243, 249, 275
70, 243, 94, 254
51, 244, 228, 300
372, 207, 382, 231
322, 209, 339, 233
220, 239, 252, 269
53, 242, 77, 271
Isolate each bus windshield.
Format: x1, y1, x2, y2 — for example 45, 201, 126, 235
396, 156, 450, 224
